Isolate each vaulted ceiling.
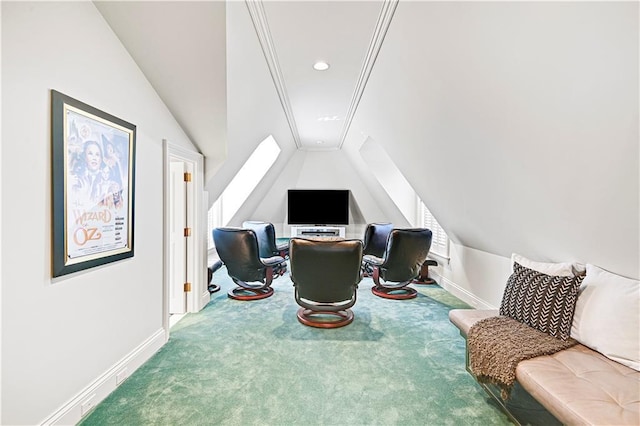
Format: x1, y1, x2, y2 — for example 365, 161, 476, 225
95, 0, 397, 154
94, 0, 228, 176
95, 1, 639, 279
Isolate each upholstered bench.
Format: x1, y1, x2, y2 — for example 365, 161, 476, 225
449, 309, 640, 425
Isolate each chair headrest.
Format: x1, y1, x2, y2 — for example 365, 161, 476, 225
242, 221, 278, 258
289, 238, 364, 303
380, 228, 433, 282
212, 227, 266, 281
363, 223, 394, 257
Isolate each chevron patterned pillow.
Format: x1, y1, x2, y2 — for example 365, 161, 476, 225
499, 262, 584, 340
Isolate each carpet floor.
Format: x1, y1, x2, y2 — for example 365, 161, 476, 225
80, 265, 510, 425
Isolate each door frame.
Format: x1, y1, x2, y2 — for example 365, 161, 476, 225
168, 160, 188, 315
162, 139, 208, 339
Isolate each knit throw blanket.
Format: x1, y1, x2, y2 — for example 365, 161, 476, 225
467, 316, 578, 400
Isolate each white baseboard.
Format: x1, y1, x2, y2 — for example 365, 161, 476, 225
431, 271, 497, 310
42, 328, 166, 426
199, 290, 211, 311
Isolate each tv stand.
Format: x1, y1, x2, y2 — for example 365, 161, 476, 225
291, 226, 346, 238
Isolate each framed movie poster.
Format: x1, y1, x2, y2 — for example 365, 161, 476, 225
51, 90, 136, 277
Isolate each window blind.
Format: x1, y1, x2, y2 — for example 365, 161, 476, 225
419, 201, 449, 258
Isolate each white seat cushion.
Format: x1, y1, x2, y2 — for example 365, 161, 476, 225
448, 309, 498, 336
449, 308, 640, 425
517, 344, 640, 425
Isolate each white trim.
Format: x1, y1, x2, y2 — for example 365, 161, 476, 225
169, 314, 186, 329
0, 36, 3, 419
245, 0, 301, 148
298, 146, 340, 152
339, 0, 398, 148
42, 329, 166, 426
428, 251, 450, 264
200, 289, 211, 309
163, 140, 207, 337
431, 271, 497, 310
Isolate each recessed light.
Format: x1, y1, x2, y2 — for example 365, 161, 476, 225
317, 115, 340, 122
313, 61, 330, 71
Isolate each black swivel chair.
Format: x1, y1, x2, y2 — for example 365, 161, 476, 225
361, 223, 393, 277
289, 238, 363, 328
212, 227, 286, 301
242, 221, 289, 277
363, 228, 432, 300
242, 221, 289, 259
207, 259, 223, 294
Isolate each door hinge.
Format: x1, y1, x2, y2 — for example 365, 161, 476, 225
183, 172, 192, 182
184, 227, 191, 237
184, 282, 192, 292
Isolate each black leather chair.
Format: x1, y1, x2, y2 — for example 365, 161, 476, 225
363, 228, 432, 300
212, 227, 286, 300
207, 259, 223, 294
289, 238, 363, 328
242, 221, 289, 259
242, 221, 289, 276
361, 223, 393, 277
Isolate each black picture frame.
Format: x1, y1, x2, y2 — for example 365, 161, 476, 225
51, 90, 136, 277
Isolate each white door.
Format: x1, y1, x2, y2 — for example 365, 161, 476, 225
169, 161, 187, 314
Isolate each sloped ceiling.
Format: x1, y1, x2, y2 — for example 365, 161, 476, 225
254, 0, 383, 149
94, 1, 228, 181
346, 1, 639, 277
95, 1, 639, 278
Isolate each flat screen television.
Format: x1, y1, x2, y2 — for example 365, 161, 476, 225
287, 189, 349, 225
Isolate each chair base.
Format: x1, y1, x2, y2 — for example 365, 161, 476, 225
207, 260, 224, 293
362, 264, 374, 278
273, 263, 287, 277
411, 277, 435, 285
228, 286, 274, 301
412, 259, 438, 285
371, 285, 417, 300
296, 308, 354, 328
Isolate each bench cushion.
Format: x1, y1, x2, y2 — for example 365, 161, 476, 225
450, 308, 640, 425
448, 309, 497, 336
517, 345, 640, 425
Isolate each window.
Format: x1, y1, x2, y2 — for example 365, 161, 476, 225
418, 199, 449, 259
358, 135, 450, 259
207, 135, 281, 250
359, 136, 418, 224
207, 197, 222, 249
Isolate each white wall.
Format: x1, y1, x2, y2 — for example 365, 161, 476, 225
359, 136, 417, 225
276, 149, 391, 239
94, 1, 228, 184
342, 131, 410, 228
186, 2, 636, 313
345, 1, 639, 303
206, 1, 297, 209
220, 135, 281, 224
0, 3, 4, 418
1, 2, 197, 424
434, 244, 513, 309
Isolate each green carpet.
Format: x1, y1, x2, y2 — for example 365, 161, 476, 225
80, 266, 510, 425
